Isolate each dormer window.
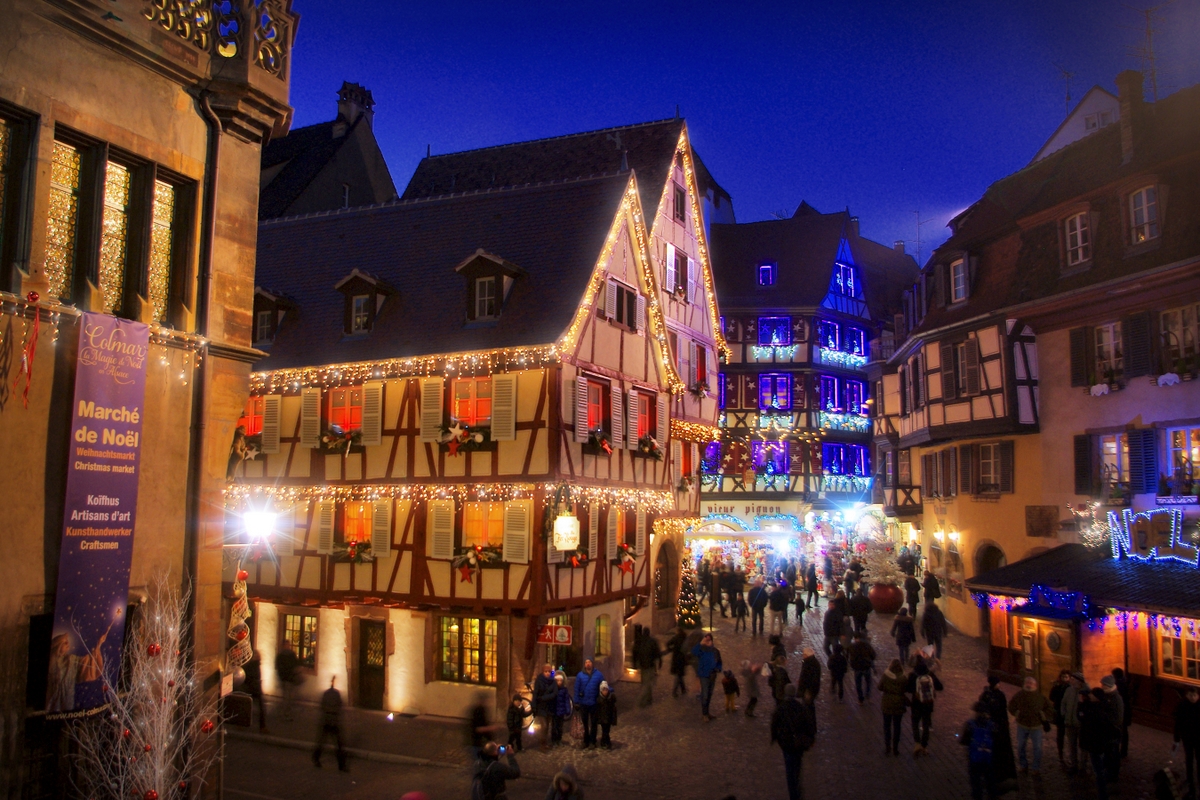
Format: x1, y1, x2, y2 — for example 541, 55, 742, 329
256, 310, 273, 344
475, 277, 497, 319
673, 184, 686, 222
1130, 186, 1159, 243
950, 259, 968, 303
351, 294, 371, 333
252, 287, 295, 346
758, 262, 776, 286
334, 269, 394, 336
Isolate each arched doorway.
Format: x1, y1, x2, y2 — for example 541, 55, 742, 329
975, 543, 1007, 636
654, 539, 679, 610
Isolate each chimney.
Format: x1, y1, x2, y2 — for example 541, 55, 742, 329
335, 81, 375, 136
894, 240, 905, 254
1115, 70, 1143, 164
849, 215, 860, 237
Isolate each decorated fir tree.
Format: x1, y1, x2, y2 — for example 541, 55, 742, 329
861, 538, 904, 588
677, 554, 702, 629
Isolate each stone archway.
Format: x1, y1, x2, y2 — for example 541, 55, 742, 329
654, 539, 679, 610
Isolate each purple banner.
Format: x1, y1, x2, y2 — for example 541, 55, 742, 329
47, 313, 149, 718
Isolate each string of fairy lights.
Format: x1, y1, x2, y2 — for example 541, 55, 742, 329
676, 127, 731, 362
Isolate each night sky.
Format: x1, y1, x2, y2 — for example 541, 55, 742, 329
286, 0, 1200, 262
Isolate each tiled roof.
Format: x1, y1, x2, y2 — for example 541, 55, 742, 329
908, 81, 1200, 337
967, 543, 1200, 616
401, 119, 726, 225
254, 174, 630, 371
708, 206, 918, 313
259, 118, 361, 219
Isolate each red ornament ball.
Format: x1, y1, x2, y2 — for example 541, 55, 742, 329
123, 729, 132, 740
145, 791, 159, 800
147, 643, 162, 657
144, 744, 152, 752
236, 628, 248, 641
236, 569, 249, 581
26, 291, 39, 303
200, 719, 215, 734
167, 680, 175, 687
178, 782, 187, 791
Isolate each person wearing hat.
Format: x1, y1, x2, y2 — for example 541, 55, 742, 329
978, 676, 1016, 786
545, 764, 583, 800
770, 684, 817, 800
594, 680, 618, 749
960, 700, 997, 800
551, 671, 572, 746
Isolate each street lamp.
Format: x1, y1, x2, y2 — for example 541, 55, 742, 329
243, 510, 278, 543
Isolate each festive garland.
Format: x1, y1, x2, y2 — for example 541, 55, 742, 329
440, 422, 491, 456
565, 547, 590, 568
453, 544, 503, 582
688, 380, 710, 399
320, 425, 362, 454
587, 428, 614, 455
333, 540, 373, 564
638, 435, 663, 461
610, 542, 637, 574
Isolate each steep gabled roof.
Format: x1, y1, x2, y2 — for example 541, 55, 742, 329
259, 118, 363, 219
402, 119, 728, 225
254, 174, 630, 371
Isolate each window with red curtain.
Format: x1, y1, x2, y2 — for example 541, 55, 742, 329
238, 396, 264, 435
452, 378, 493, 426
636, 393, 652, 438
586, 381, 606, 431
343, 502, 370, 543
330, 387, 363, 429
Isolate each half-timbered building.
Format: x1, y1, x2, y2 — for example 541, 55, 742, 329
702, 205, 917, 532
231, 118, 729, 718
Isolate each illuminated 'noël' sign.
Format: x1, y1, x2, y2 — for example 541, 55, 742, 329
1107, 507, 1193, 566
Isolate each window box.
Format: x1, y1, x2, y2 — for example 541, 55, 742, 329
635, 435, 663, 461
688, 380, 710, 399
453, 545, 505, 572
320, 424, 363, 454
610, 542, 637, 572
332, 540, 373, 564
561, 547, 590, 568
440, 424, 493, 456
584, 428, 615, 456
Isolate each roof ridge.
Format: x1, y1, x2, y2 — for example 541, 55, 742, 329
424, 118, 681, 160
260, 172, 630, 226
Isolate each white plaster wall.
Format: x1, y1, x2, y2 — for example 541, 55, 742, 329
387, 609, 426, 715
580, 599, 626, 686
315, 607, 349, 700
256, 602, 280, 695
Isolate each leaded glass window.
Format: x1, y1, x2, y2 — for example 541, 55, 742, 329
438, 616, 498, 685
45, 141, 81, 300
100, 161, 131, 314
148, 180, 175, 323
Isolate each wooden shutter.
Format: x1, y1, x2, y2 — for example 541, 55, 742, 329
688, 257, 699, 304
1068, 327, 1092, 387
922, 453, 936, 497
491, 374, 517, 441
959, 444, 975, 496
665, 244, 676, 291
1073, 434, 1097, 496
371, 499, 392, 556
1128, 428, 1159, 495
893, 313, 906, 342
1123, 311, 1153, 378
260, 394, 282, 454
657, 393, 669, 443
427, 499, 455, 559
939, 449, 955, 497
610, 382, 624, 446
314, 499, 335, 554
914, 354, 925, 407
964, 338, 981, 396
605, 279, 617, 320
625, 390, 638, 449
588, 503, 600, 557
636, 509, 647, 556
574, 375, 589, 443
636, 294, 646, 333
898, 366, 908, 415
299, 388, 321, 448
940, 343, 956, 400
547, 518, 565, 563
998, 440, 1015, 493
671, 440, 683, 484
361, 380, 383, 446
688, 341, 698, 384
273, 505, 296, 557
419, 378, 444, 442
502, 501, 530, 564
606, 507, 618, 560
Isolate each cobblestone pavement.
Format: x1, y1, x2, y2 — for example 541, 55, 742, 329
227, 602, 1178, 799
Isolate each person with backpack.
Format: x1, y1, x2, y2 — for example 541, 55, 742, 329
960, 701, 997, 800
1079, 687, 1119, 800
922, 570, 942, 603
906, 659, 944, 756
891, 607, 916, 666
748, 579, 770, 635
471, 740, 520, 800
878, 658, 908, 756
573, 659, 605, 749
1008, 676, 1052, 774
847, 631, 877, 704
770, 684, 817, 800
920, 599, 947, 659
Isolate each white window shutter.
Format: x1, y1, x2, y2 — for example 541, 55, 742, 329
548, 515, 565, 563
371, 499, 392, 556
688, 257, 699, 304
657, 393, 669, 443
680, 338, 690, 383
588, 503, 599, 557
272, 505, 296, 557
665, 243, 676, 292
636, 294, 646, 334
688, 341, 698, 383
361, 381, 384, 446
610, 382, 624, 448
502, 501, 531, 564
315, 500, 335, 554
260, 394, 282, 454
605, 279, 617, 320
636, 510, 647, 556
574, 375, 589, 443
606, 507, 618, 560
491, 374, 517, 441
299, 388, 321, 448
625, 390, 638, 449
427, 499, 455, 559
671, 440, 683, 484
419, 378, 444, 442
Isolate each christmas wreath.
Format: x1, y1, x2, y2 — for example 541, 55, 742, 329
610, 542, 637, 573
564, 547, 590, 568
688, 381, 710, 399
586, 428, 613, 455
637, 435, 663, 461
440, 422, 491, 456
676, 474, 695, 492
452, 545, 504, 582
321, 424, 362, 454
333, 540, 373, 564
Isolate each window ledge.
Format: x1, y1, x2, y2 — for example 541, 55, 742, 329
1124, 238, 1162, 259
1059, 262, 1092, 278
463, 318, 499, 329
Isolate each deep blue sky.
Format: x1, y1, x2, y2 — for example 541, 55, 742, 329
286, 0, 1200, 262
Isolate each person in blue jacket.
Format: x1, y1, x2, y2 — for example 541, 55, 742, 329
691, 632, 724, 721
573, 658, 605, 749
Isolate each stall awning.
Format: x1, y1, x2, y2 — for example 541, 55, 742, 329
968, 543, 1200, 617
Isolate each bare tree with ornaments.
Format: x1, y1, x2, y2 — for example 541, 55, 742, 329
69, 574, 218, 800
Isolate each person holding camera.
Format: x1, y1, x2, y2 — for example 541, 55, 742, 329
471, 740, 521, 800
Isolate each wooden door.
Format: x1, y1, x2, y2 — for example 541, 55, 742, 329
1036, 621, 1074, 691
1017, 617, 1038, 679
358, 619, 386, 710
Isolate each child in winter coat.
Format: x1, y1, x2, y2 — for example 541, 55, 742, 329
733, 592, 748, 632
551, 672, 572, 745
506, 694, 529, 752
827, 643, 849, 701
741, 659, 761, 717
545, 764, 584, 800
594, 681, 618, 749
721, 669, 740, 712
